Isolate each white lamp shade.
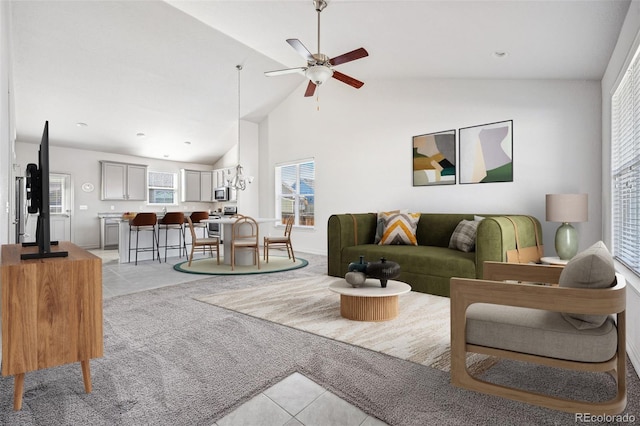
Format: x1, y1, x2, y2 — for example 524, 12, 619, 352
305, 65, 333, 85
545, 193, 588, 223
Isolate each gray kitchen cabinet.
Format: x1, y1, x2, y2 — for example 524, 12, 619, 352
182, 170, 200, 202
200, 171, 213, 202
213, 168, 229, 188
101, 161, 147, 201
182, 169, 214, 202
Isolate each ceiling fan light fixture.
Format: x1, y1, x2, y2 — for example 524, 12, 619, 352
305, 65, 333, 85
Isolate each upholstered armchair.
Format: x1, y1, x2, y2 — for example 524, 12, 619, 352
450, 241, 626, 414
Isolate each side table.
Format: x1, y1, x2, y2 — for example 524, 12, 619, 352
540, 256, 570, 266
1, 242, 103, 410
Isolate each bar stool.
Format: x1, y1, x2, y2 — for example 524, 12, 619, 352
157, 212, 186, 262
128, 212, 161, 265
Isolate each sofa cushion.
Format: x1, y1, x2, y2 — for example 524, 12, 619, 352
379, 211, 420, 245
559, 241, 616, 330
343, 245, 476, 280
466, 304, 617, 362
448, 220, 480, 252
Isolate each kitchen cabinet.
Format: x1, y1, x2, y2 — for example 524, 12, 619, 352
182, 169, 214, 202
213, 169, 227, 188
101, 161, 147, 201
200, 171, 213, 202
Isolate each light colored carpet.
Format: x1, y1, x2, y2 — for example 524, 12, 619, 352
174, 255, 307, 275
196, 275, 494, 373
1, 266, 636, 425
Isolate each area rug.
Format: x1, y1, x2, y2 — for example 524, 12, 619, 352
196, 275, 494, 373
173, 255, 307, 275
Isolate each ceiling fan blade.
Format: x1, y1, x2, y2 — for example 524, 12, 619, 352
304, 81, 317, 97
329, 47, 369, 66
286, 39, 314, 62
332, 70, 364, 89
264, 67, 306, 77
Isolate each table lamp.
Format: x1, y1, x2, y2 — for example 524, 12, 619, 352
545, 193, 588, 260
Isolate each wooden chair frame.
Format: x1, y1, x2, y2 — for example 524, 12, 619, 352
186, 217, 219, 266
450, 261, 627, 415
264, 215, 295, 263
231, 216, 260, 271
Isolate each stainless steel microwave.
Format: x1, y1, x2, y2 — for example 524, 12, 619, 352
214, 186, 229, 201
214, 186, 237, 202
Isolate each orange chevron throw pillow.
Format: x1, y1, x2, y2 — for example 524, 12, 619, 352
379, 212, 421, 245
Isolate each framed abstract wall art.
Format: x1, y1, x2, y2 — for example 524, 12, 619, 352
412, 129, 456, 186
459, 120, 513, 184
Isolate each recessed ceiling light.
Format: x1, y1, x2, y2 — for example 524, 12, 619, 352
76, 122, 88, 127
184, 141, 191, 145
493, 51, 508, 58
136, 132, 146, 137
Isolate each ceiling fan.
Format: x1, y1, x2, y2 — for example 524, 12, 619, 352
264, 0, 368, 97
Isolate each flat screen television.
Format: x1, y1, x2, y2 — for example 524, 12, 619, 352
21, 121, 68, 260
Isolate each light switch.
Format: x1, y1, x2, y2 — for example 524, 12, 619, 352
79, 205, 88, 210
110, 205, 115, 210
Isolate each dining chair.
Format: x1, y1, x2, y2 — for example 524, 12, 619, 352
230, 215, 260, 271
264, 215, 295, 263
186, 217, 219, 266
188, 211, 209, 239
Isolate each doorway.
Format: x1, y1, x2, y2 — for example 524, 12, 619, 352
49, 173, 72, 242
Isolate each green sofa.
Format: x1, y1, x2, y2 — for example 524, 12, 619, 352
327, 213, 543, 297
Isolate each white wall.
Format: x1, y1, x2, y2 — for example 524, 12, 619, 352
15, 142, 218, 249
261, 78, 602, 256
601, 0, 640, 378
212, 120, 259, 218
1, 1, 14, 245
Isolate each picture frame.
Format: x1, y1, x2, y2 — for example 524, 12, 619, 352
459, 120, 513, 184
412, 129, 456, 186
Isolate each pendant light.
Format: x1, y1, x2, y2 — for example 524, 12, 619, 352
227, 64, 253, 191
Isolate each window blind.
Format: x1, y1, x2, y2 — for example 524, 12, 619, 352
275, 160, 315, 227
612, 51, 640, 274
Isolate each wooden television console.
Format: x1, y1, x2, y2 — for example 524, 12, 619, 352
1, 242, 103, 410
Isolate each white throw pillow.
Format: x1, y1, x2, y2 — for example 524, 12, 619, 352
559, 241, 616, 329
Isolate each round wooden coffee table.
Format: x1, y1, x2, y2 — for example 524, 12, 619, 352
328, 278, 411, 321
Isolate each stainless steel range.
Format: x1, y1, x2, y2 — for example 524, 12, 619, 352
207, 206, 237, 242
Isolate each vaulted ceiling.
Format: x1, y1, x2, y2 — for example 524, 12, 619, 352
10, 0, 630, 164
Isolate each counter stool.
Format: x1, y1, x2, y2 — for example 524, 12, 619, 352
158, 212, 186, 262
128, 212, 161, 265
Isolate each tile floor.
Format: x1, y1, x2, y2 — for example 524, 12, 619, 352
91, 249, 389, 426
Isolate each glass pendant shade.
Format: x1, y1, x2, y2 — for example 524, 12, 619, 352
305, 65, 333, 85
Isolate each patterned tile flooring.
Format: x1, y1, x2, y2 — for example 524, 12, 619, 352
91, 249, 388, 426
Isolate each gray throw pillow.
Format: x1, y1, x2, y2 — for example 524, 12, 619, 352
559, 241, 616, 329
448, 220, 480, 253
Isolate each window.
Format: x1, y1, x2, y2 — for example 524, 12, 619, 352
48, 174, 65, 214
612, 47, 640, 275
148, 171, 177, 205
275, 159, 315, 227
